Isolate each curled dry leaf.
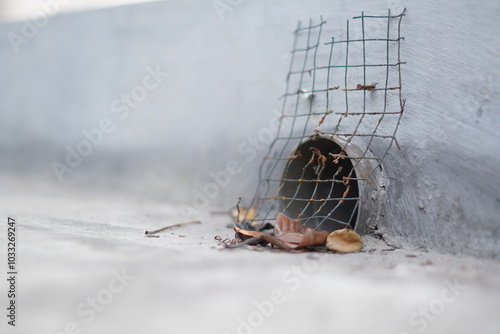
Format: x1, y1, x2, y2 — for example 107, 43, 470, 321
233, 226, 269, 246
229, 226, 293, 250
326, 228, 363, 253
233, 225, 263, 239
232, 214, 331, 251
274, 213, 329, 249
297, 229, 330, 248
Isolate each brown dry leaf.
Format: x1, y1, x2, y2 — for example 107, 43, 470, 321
274, 213, 329, 249
231, 207, 257, 223
274, 212, 303, 234
233, 226, 268, 246
232, 226, 294, 250
259, 234, 294, 251
326, 228, 363, 253
233, 226, 263, 238
297, 228, 329, 248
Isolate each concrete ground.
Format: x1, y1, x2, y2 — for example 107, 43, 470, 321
1, 173, 499, 334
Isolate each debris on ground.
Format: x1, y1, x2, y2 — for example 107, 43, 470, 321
230, 199, 273, 230
231, 206, 256, 224
326, 228, 363, 253
144, 220, 201, 235
274, 213, 329, 249
142, 206, 363, 254
225, 212, 363, 253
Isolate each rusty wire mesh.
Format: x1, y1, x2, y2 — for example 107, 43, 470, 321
244, 9, 406, 233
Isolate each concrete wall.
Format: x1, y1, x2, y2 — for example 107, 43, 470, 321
0, 0, 499, 258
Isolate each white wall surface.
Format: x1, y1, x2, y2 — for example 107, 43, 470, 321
0, 0, 499, 258
0, 0, 163, 22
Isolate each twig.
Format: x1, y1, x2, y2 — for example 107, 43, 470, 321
214, 236, 231, 243
224, 236, 262, 249
235, 197, 242, 223
145, 221, 201, 235
210, 210, 230, 215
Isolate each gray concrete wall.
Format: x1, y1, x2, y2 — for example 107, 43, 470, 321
0, 0, 499, 258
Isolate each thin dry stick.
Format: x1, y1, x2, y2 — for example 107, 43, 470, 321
210, 210, 231, 215
224, 236, 263, 249
235, 197, 242, 223
145, 221, 201, 235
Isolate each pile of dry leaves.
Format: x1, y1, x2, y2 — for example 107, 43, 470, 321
230, 213, 363, 253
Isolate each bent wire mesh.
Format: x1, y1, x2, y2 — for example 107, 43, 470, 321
245, 9, 406, 233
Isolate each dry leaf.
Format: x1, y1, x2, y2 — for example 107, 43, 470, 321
326, 228, 363, 253
233, 226, 263, 239
259, 234, 294, 251
274, 213, 303, 234
274, 213, 329, 249
231, 207, 257, 223
231, 226, 292, 250
296, 228, 329, 248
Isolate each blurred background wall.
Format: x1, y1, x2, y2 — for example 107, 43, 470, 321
0, 0, 499, 258
0, 0, 163, 22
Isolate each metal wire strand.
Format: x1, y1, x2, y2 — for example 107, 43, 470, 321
246, 9, 406, 232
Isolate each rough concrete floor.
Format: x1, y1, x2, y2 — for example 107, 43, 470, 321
1, 174, 499, 334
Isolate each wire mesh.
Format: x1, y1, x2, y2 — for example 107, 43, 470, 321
244, 9, 406, 233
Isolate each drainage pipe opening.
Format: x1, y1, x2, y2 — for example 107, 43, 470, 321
279, 137, 359, 232
278, 136, 384, 234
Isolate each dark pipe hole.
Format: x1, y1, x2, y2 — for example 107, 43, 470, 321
279, 138, 359, 232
